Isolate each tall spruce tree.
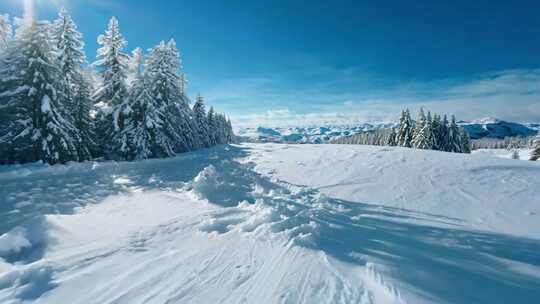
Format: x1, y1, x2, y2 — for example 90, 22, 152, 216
193, 94, 211, 148
149, 40, 198, 152
447, 115, 462, 153
93, 17, 131, 160
387, 128, 397, 146
431, 114, 442, 150
412, 108, 435, 150
460, 129, 471, 154
123, 60, 176, 160
440, 115, 450, 152
207, 107, 218, 146
397, 109, 413, 147
0, 20, 80, 164
53, 8, 93, 160
144, 40, 191, 152
412, 108, 426, 143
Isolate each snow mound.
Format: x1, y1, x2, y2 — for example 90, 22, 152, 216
0, 228, 31, 256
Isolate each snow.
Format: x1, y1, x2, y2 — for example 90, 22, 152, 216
0, 228, 31, 256
40, 95, 51, 114
473, 148, 532, 161
0, 144, 539, 303
248, 144, 540, 238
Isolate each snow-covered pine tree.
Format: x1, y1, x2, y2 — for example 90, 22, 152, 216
216, 113, 229, 144
225, 117, 234, 143
530, 134, 540, 161
0, 14, 12, 52
145, 40, 195, 153
93, 17, 131, 160
460, 129, 471, 154
412, 108, 426, 146
123, 61, 176, 160
0, 20, 81, 164
193, 94, 211, 148
387, 128, 397, 146
166, 40, 198, 151
397, 109, 413, 147
180, 73, 188, 95
52, 8, 93, 161
127, 47, 143, 86
440, 114, 450, 152
447, 115, 463, 153
207, 107, 218, 146
431, 114, 442, 150
412, 108, 435, 150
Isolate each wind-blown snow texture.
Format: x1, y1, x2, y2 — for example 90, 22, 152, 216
0, 144, 539, 303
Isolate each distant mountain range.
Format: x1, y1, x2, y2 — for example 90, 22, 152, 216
459, 117, 538, 139
237, 118, 539, 144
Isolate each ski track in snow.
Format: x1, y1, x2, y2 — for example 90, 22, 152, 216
0, 144, 539, 303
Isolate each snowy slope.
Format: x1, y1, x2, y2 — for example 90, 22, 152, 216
248, 144, 540, 237
1, 144, 539, 303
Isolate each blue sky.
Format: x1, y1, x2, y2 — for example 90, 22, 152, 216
2, 0, 540, 126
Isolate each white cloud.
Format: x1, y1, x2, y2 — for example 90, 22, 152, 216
219, 69, 540, 127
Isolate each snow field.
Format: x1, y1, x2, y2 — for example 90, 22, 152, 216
0, 144, 539, 303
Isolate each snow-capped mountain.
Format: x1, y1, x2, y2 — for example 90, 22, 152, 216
236, 123, 396, 143
237, 118, 539, 143
458, 117, 537, 139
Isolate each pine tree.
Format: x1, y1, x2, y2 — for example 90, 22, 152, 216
93, 17, 130, 160
397, 109, 413, 147
412, 108, 435, 150
127, 47, 143, 86
387, 128, 397, 146
123, 67, 176, 160
440, 115, 450, 152
146, 39, 198, 152
193, 94, 211, 148
460, 129, 471, 154
0, 14, 12, 52
180, 73, 188, 95
0, 20, 80, 164
530, 134, 540, 161
412, 108, 426, 144
431, 114, 442, 150
447, 115, 462, 153
225, 118, 234, 143
52, 8, 93, 160
207, 107, 218, 146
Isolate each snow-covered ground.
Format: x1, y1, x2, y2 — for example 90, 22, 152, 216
472, 148, 532, 161
1, 144, 539, 303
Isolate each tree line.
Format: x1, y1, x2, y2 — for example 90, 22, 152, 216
0, 11, 233, 165
470, 136, 534, 150
332, 108, 472, 153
